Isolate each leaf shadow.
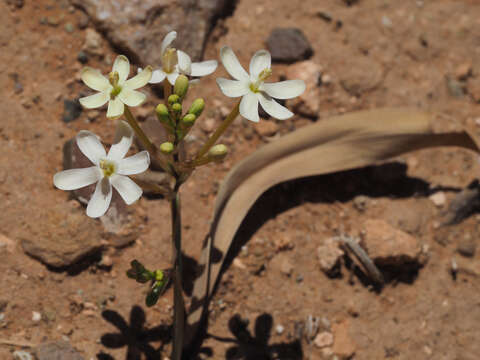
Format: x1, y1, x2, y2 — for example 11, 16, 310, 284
98, 305, 171, 360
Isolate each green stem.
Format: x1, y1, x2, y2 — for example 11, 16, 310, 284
123, 105, 156, 155
196, 101, 240, 159
171, 186, 184, 360
164, 80, 172, 100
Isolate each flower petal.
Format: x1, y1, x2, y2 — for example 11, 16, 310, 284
76, 130, 106, 165
220, 46, 249, 81
177, 50, 192, 75
167, 71, 179, 85
216, 78, 249, 98
257, 92, 293, 120
106, 98, 125, 119
150, 69, 166, 84
86, 177, 112, 218
107, 120, 133, 161
249, 50, 271, 79
118, 88, 146, 107
79, 91, 110, 109
239, 92, 260, 122
53, 167, 101, 190
111, 175, 142, 205
112, 55, 130, 84
125, 66, 152, 90
261, 80, 306, 99
161, 31, 177, 56
191, 60, 218, 77
117, 151, 150, 175
81, 67, 110, 91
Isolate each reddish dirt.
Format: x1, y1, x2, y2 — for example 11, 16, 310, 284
1, 0, 480, 359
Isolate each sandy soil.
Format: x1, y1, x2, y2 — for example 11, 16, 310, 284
1, 0, 480, 359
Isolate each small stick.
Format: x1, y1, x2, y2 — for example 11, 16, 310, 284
0, 338, 37, 347
336, 235, 385, 285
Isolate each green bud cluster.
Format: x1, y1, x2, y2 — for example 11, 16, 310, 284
126, 260, 170, 307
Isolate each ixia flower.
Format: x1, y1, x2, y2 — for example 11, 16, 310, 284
216, 46, 305, 122
79, 55, 152, 119
148, 31, 218, 85
53, 121, 150, 218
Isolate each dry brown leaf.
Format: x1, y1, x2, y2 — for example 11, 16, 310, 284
184, 108, 479, 345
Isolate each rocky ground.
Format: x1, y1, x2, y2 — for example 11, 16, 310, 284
1, 0, 480, 359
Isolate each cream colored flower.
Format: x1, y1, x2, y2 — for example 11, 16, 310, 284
149, 31, 218, 85
53, 121, 150, 218
216, 46, 305, 122
79, 55, 152, 119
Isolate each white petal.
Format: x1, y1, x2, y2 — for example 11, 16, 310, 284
249, 50, 271, 79
161, 31, 177, 56
191, 60, 218, 77
257, 92, 293, 120
261, 80, 306, 99
107, 120, 133, 161
111, 175, 142, 205
118, 88, 146, 107
117, 151, 150, 175
81, 67, 110, 91
177, 50, 192, 75
106, 98, 125, 119
149, 69, 167, 84
79, 91, 110, 109
86, 177, 112, 218
216, 78, 249, 98
53, 167, 101, 190
239, 92, 260, 122
112, 55, 130, 84
167, 71, 179, 85
76, 130, 106, 165
125, 66, 152, 90
220, 46, 249, 81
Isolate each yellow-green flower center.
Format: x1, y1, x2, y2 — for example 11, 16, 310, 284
99, 159, 116, 177
162, 48, 178, 74
108, 71, 122, 99
250, 68, 272, 93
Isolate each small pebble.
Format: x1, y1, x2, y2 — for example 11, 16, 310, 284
314, 331, 334, 348
13, 351, 33, 360
457, 241, 476, 258
276, 324, 284, 335
64, 23, 74, 33
429, 192, 446, 207
32, 311, 42, 322
77, 51, 88, 64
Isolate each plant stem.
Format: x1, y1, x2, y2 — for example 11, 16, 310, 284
195, 101, 240, 159
124, 105, 156, 155
171, 185, 185, 360
164, 80, 172, 100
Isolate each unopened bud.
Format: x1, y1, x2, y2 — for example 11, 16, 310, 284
155, 103, 170, 124
188, 98, 205, 118
160, 142, 174, 155
168, 94, 180, 106
172, 103, 182, 114
207, 144, 228, 162
174, 74, 189, 99
182, 113, 196, 127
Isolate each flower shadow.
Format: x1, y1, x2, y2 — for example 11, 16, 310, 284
209, 313, 302, 360
98, 305, 171, 360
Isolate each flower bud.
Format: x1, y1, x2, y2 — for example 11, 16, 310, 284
168, 94, 180, 106
171, 103, 182, 115
181, 113, 196, 127
174, 74, 189, 99
160, 142, 174, 155
207, 144, 228, 162
188, 98, 205, 118
155, 103, 170, 124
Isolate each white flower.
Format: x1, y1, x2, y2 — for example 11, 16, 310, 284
148, 31, 218, 85
79, 55, 152, 119
53, 121, 150, 218
216, 46, 306, 122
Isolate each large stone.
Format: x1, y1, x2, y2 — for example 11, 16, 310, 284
21, 201, 103, 268
332, 320, 356, 359
34, 340, 84, 360
266, 28, 313, 63
72, 0, 234, 64
361, 219, 424, 267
